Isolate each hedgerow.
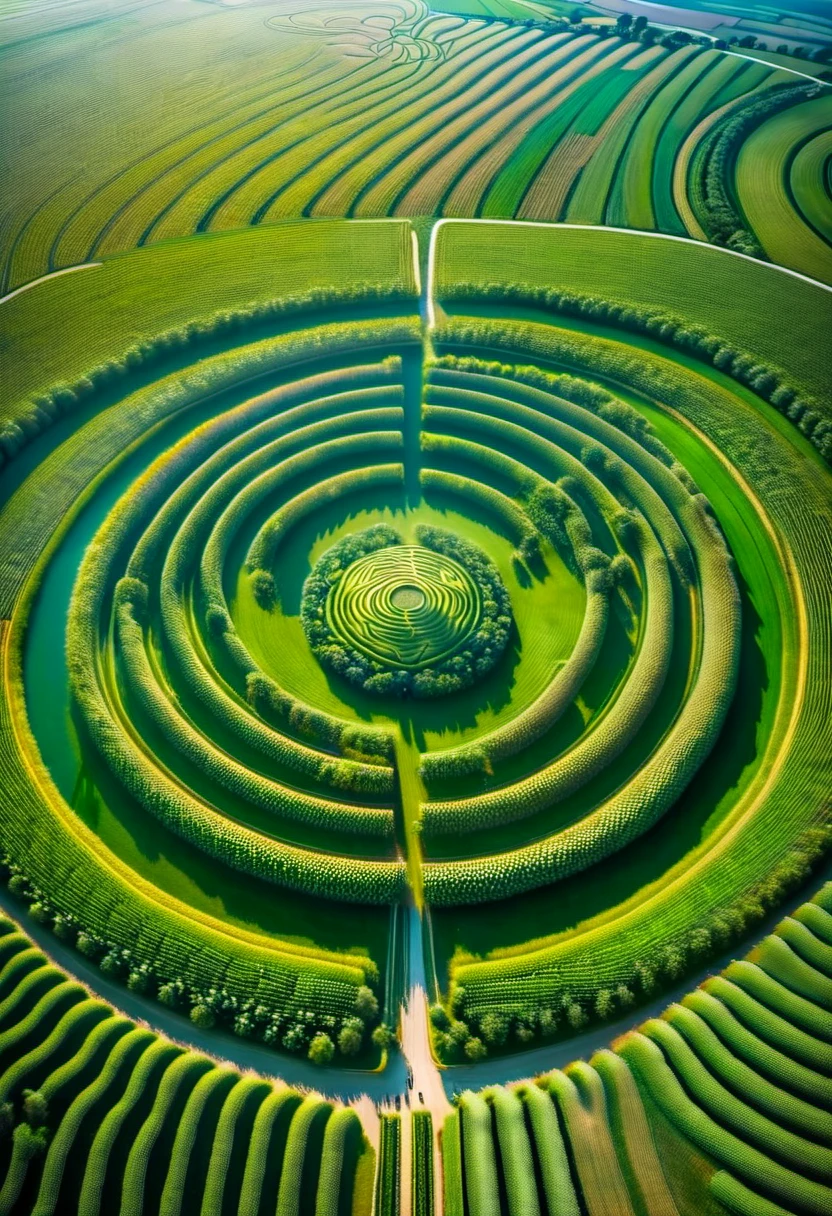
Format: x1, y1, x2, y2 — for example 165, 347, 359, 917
374, 1113, 401, 1216
419, 467, 540, 563
0, 287, 416, 467
247, 464, 406, 590
458, 1094, 499, 1216
411, 1111, 434, 1216
422, 508, 671, 836
2, 861, 385, 1054
114, 591, 395, 839
438, 827, 831, 1049
443, 885, 832, 1214
696, 83, 823, 257
0, 919, 368, 1212
438, 285, 832, 461
489, 1088, 541, 1215
661, 1003, 830, 1141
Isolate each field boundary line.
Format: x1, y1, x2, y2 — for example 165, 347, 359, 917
0, 261, 102, 306
425, 218, 832, 329
720, 48, 831, 86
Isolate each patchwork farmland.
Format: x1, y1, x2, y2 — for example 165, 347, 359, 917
1, 2, 830, 1215
2, 0, 832, 288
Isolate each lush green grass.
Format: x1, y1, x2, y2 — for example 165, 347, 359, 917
735, 94, 832, 282
422, 253, 830, 1034
1, 220, 418, 422
433, 221, 832, 397
0, 226, 422, 1051
238, 498, 583, 754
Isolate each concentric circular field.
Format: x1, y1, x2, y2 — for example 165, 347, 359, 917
327, 544, 481, 669
2, 222, 830, 1082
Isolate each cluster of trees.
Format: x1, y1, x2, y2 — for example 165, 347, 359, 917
525, 480, 612, 591
476, 3, 831, 69
0, 283, 414, 467
2, 855, 392, 1063
441, 823, 830, 1055
443, 283, 831, 464
514, 9, 699, 49
699, 82, 823, 256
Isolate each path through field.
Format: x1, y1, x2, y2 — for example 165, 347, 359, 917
400, 905, 451, 1214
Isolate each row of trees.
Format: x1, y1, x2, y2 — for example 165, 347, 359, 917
2, 856, 391, 1062
439, 823, 830, 1057
444, 282, 831, 464
0, 283, 415, 467
513, 7, 831, 68
699, 81, 823, 256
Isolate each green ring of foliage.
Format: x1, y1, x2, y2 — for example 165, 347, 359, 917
301, 525, 513, 699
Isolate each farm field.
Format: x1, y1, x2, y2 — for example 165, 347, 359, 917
2, 0, 832, 288
1, 3, 831, 1215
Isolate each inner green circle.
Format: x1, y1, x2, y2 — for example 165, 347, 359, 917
391, 585, 426, 609
327, 545, 481, 670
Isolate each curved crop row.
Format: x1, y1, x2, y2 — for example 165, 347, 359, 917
419, 357, 739, 897
1, 310, 422, 1047
442, 885, 832, 1216
5, 9, 822, 292
0, 916, 371, 1214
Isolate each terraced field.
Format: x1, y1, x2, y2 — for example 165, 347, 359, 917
2, 4, 831, 1214
2, 0, 831, 289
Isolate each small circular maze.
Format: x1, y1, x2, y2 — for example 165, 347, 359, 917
304, 528, 511, 695
326, 544, 481, 672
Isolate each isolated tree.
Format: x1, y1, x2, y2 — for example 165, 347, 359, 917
190, 1004, 216, 1029
354, 985, 378, 1020
308, 1033, 335, 1065
21, 1091, 48, 1129
372, 1023, 393, 1049
338, 1025, 362, 1056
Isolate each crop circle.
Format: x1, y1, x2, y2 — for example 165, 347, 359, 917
302, 526, 513, 698
327, 544, 480, 670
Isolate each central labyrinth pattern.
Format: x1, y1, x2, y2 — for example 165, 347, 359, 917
327, 545, 481, 669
